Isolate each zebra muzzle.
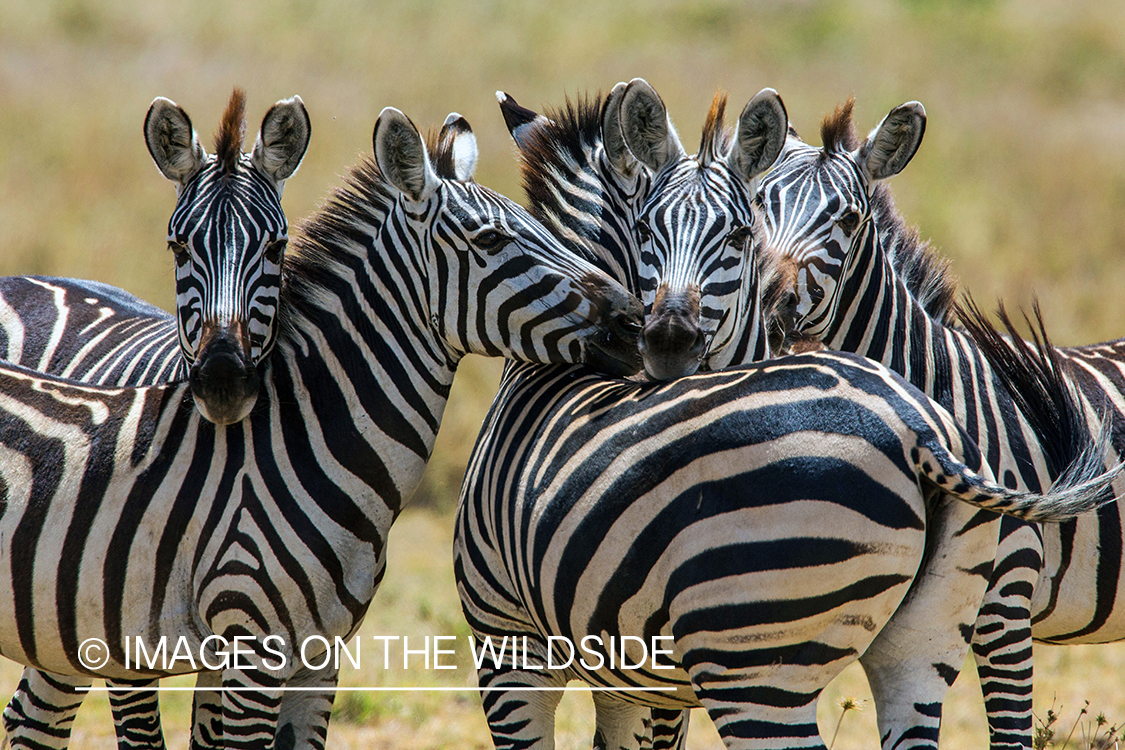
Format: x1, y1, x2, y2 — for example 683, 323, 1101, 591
639, 287, 705, 380
580, 274, 644, 377
189, 322, 260, 425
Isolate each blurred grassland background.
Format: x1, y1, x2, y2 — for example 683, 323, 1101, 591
2, 0, 1125, 747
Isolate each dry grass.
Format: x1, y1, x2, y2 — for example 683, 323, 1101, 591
3, 0, 1125, 747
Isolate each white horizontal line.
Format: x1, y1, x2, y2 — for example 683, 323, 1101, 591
78, 686, 678, 693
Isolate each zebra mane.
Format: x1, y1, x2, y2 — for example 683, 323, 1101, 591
517, 92, 607, 227
956, 297, 1098, 479
820, 97, 858, 155
699, 92, 732, 166
214, 88, 247, 173
754, 232, 790, 352
280, 156, 397, 346
870, 183, 959, 322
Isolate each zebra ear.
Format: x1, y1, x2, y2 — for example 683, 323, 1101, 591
858, 101, 926, 183
251, 95, 311, 188
373, 107, 440, 202
619, 78, 686, 172
497, 92, 552, 152
438, 112, 478, 181
602, 81, 638, 176
145, 97, 206, 186
728, 88, 788, 182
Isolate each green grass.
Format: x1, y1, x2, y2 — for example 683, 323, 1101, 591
3, 0, 1125, 746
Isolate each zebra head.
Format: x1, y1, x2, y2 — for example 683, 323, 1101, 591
618, 79, 788, 379
144, 88, 311, 425
497, 83, 651, 289
758, 98, 926, 338
372, 108, 643, 376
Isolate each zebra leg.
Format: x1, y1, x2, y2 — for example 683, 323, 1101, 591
216, 670, 283, 750
478, 666, 567, 750
646, 708, 689, 750
106, 679, 166, 750
2, 669, 88, 749
591, 691, 648, 750
272, 664, 338, 750
189, 671, 223, 750
971, 518, 1043, 750
686, 676, 824, 750
859, 500, 1000, 750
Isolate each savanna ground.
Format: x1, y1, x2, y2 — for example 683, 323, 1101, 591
2, 0, 1125, 747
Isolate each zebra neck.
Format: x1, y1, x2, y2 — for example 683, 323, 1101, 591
818, 231, 1048, 489
272, 199, 456, 514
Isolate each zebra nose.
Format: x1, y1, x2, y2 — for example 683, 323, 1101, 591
639, 289, 705, 381
189, 327, 260, 425
580, 275, 644, 377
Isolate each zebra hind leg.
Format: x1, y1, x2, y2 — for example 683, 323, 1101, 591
188, 671, 223, 750
213, 669, 283, 750
859, 499, 1000, 750
971, 519, 1043, 750
478, 666, 567, 750
647, 708, 689, 750
106, 679, 166, 750
272, 663, 339, 750
2, 669, 88, 750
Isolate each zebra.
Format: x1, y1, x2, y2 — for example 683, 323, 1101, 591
454, 83, 1116, 749
494, 79, 788, 746
454, 266, 1120, 750
0, 105, 642, 750
0, 89, 312, 749
757, 98, 1125, 749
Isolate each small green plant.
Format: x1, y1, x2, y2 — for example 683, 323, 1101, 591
1034, 700, 1122, 750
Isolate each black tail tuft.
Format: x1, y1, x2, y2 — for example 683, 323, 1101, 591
956, 296, 1095, 480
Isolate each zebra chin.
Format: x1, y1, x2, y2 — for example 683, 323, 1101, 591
188, 324, 261, 425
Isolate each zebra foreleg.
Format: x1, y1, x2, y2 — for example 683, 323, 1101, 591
591, 691, 648, 750
971, 519, 1043, 750
106, 678, 165, 750
2, 669, 88, 750
477, 665, 567, 750
859, 499, 999, 750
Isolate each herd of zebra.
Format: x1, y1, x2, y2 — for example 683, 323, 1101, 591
0, 79, 1122, 750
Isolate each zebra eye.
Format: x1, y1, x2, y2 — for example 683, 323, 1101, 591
168, 241, 189, 263
635, 221, 652, 243
725, 226, 754, 250
474, 229, 511, 254
264, 239, 287, 264
836, 210, 862, 236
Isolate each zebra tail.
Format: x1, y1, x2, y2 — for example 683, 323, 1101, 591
922, 412, 1122, 522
